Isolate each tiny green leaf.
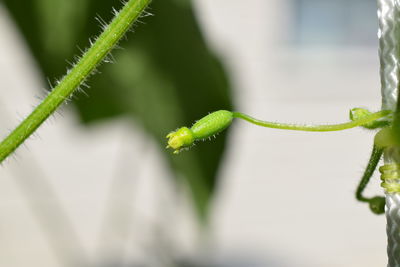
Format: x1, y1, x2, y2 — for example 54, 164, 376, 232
349, 108, 391, 129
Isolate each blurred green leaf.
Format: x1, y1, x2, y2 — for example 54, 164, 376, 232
2, 0, 232, 220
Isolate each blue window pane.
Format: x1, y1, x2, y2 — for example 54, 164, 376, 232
292, 0, 377, 46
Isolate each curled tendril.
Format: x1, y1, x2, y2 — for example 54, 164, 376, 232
380, 164, 400, 194
356, 126, 400, 215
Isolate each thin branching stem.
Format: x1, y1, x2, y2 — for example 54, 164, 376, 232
0, 0, 151, 163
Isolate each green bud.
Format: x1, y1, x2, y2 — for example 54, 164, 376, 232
166, 127, 194, 154
166, 110, 233, 154
368, 196, 385, 215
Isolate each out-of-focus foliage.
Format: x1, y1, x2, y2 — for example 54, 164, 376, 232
2, 0, 232, 221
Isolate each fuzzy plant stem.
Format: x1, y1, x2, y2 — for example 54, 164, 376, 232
232, 111, 390, 131
377, 0, 400, 266
0, 0, 151, 163
356, 145, 384, 202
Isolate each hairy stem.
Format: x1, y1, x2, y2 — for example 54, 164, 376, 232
0, 0, 151, 163
356, 144, 383, 202
232, 110, 391, 132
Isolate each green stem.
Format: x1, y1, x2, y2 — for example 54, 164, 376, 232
232, 110, 391, 132
356, 144, 383, 202
0, 0, 151, 163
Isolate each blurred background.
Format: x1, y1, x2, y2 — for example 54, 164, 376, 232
0, 0, 388, 266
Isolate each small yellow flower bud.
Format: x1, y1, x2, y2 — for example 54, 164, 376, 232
166, 127, 195, 154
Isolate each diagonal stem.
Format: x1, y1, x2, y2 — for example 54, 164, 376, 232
0, 0, 151, 163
